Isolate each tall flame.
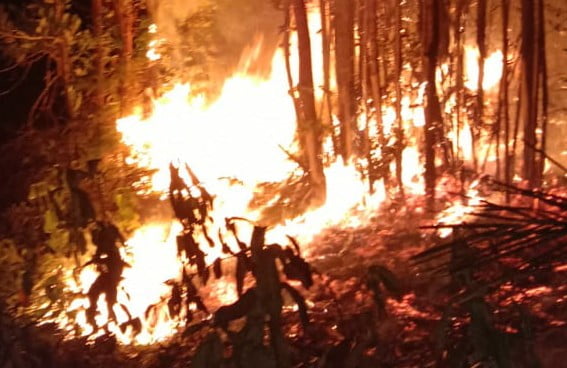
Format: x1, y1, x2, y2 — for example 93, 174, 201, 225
45, 7, 504, 345
464, 46, 504, 91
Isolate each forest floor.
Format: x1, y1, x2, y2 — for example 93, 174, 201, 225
1, 190, 567, 368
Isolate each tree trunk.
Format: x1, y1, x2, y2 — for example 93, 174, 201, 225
367, 0, 391, 190
55, 0, 74, 121
421, 0, 444, 211
520, 0, 539, 187
474, 0, 487, 172
394, 0, 405, 197
454, 0, 465, 167
113, 0, 135, 112
283, 1, 302, 125
333, 0, 356, 161
319, 0, 336, 155
92, 0, 104, 108
365, 0, 384, 149
292, 0, 326, 206
535, 0, 548, 187
501, 0, 511, 200
250, 227, 290, 368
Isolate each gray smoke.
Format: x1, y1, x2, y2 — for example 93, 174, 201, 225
148, 0, 283, 82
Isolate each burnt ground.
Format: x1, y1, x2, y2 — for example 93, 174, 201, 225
1, 193, 566, 368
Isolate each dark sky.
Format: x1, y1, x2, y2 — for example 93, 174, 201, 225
0, 56, 44, 143
0, 0, 42, 142
0, 0, 90, 143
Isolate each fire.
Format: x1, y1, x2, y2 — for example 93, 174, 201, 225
46, 7, 505, 345
436, 180, 483, 238
464, 46, 504, 91
55, 223, 183, 344
49, 7, 384, 344
146, 24, 165, 61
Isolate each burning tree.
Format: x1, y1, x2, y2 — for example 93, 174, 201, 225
0, 0, 566, 367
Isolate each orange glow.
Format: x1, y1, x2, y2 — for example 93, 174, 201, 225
436, 180, 482, 238
47, 8, 501, 345
50, 223, 184, 344
48, 7, 390, 344
464, 46, 503, 91
146, 24, 165, 61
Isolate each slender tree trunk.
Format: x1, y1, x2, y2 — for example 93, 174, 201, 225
453, 0, 467, 197
367, 2, 384, 140
333, 0, 356, 161
113, 0, 135, 112
292, 0, 326, 206
536, 0, 548, 187
283, 1, 302, 125
454, 0, 465, 167
421, 0, 444, 211
319, 0, 336, 155
365, 0, 388, 191
366, 0, 384, 147
394, 0, 405, 197
474, 0, 487, 172
360, 0, 371, 190
250, 227, 290, 368
501, 0, 511, 201
55, 0, 74, 121
520, 0, 539, 187
512, 82, 522, 177
92, 0, 104, 108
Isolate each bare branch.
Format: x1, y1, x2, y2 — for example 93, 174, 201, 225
26, 73, 60, 128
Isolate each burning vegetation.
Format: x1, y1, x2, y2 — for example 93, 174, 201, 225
0, 0, 566, 367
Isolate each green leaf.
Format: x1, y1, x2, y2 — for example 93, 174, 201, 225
43, 208, 59, 233
47, 229, 70, 253
28, 181, 49, 201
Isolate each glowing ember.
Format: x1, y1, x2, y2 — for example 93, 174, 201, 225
436, 180, 483, 238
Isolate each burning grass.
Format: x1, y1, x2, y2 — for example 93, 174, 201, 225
3, 180, 565, 367
1, 2, 565, 366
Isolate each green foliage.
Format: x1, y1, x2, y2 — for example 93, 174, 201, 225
114, 188, 140, 232
0, 239, 24, 302
29, 166, 92, 248
148, 1, 228, 96
0, 1, 88, 119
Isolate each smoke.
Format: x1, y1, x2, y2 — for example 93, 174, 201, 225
148, 0, 283, 83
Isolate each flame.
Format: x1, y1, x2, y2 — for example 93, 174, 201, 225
47, 9, 505, 345
464, 46, 503, 91
53, 223, 183, 344
436, 180, 483, 238
49, 7, 384, 344
146, 24, 165, 61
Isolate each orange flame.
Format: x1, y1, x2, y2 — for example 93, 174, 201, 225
46, 11, 505, 344
464, 46, 503, 91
